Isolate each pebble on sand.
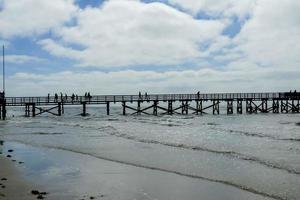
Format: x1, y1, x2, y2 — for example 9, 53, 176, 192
1, 178, 7, 181
37, 195, 44, 199
31, 190, 40, 195
8, 149, 14, 153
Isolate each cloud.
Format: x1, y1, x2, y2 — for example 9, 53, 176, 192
168, 0, 256, 20
0, 0, 77, 38
5, 55, 45, 64
232, 0, 300, 69
38, 0, 226, 67
7, 67, 300, 96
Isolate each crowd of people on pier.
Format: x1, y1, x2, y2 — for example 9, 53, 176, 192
48, 92, 92, 103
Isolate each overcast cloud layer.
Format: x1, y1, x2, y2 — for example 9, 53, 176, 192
0, 0, 299, 96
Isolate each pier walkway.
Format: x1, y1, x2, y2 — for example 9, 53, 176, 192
0, 92, 299, 119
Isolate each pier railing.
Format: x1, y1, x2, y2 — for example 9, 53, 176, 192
4, 92, 299, 106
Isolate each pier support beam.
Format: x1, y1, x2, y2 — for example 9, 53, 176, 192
81, 102, 86, 116
181, 101, 188, 115
58, 102, 62, 116
0, 101, 6, 120
153, 101, 158, 116
291, 100, 299, 113
122, 101, 126, 115
261, 99, 268, 113
168, 101, 173, 115
25, 103, 30, 117
106, 102, 110, 115
137, 101, 141, 115
272, 100, 279, 113
281, 100, 288, 113
213, 100, 220, 115
32, 103, 36, 117
196, 100, 202, 115
227, 100, 233, 114
246, 99, 253, 114
237, 99, 243, 114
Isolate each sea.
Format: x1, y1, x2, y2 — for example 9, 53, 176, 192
0, 104, 300, 200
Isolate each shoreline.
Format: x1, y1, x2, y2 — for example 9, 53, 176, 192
0, 156, 37, 200
0, 140, 275, 200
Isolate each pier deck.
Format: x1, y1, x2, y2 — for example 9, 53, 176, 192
1, 92, 300, 119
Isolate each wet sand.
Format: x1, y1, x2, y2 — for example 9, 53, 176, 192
0, 141, 274, 200
0, 156, 36, 200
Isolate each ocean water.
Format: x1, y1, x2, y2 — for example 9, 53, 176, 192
0, 104, 300, 200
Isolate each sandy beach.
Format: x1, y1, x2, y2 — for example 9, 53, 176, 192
0, 155, 38, 200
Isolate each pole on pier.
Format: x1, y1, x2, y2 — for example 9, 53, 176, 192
106, 102, 110, 115
2, 45, 5, 95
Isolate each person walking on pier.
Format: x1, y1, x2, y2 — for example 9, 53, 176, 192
87, 92, 92, 101
47, 93, 50, 103
197, 91, 200, 99
71, 93, 75, 103
54, 93, 58, 102
139, 91, 141, 100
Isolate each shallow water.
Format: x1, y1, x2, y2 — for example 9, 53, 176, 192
0, 105, 300, 200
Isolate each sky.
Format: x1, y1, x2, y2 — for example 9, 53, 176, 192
0, 0, 299, 96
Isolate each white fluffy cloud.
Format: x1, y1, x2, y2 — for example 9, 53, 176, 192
38, 0, 226, 67
168, 0, 256, 20
7, 67, 300, 96
0, 0, 77, 38
232, 0, 300, 69
5, 55, 45, 64
0, 0, 299, 95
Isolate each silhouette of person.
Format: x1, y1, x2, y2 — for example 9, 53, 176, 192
55, 93, 58, 102
71, 93, 75, 103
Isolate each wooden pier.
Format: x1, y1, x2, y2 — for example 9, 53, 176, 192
0, 92, 300, 119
